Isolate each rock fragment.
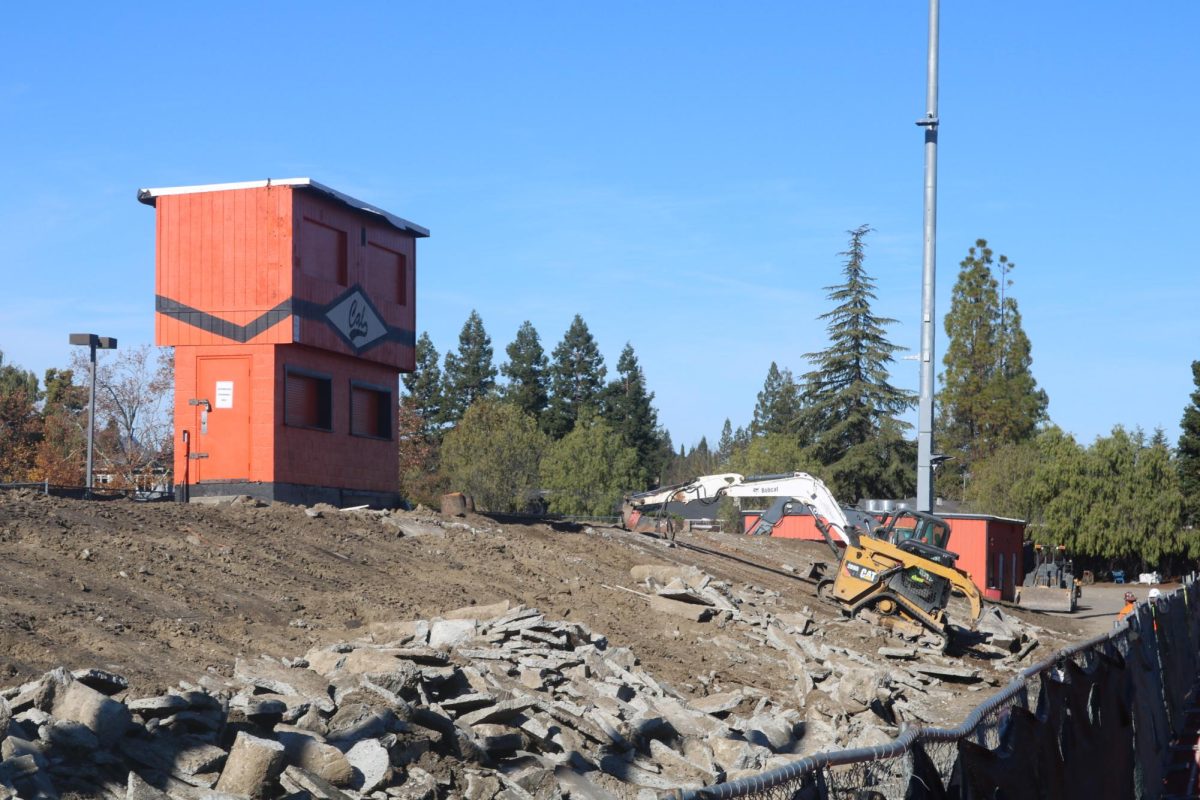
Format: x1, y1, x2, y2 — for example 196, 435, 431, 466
214, 732, 287, 799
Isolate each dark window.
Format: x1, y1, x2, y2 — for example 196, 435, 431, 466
350, 381, 392, 439
285, 367, 333, 431
300, 217, 349, 286
367, 242, 406, 305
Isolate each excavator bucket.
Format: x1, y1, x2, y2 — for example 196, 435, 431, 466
1015, 585, 1077, 613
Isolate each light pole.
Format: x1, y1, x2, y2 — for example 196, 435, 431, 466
68, 333, 117, 496
915, 0, 940, 513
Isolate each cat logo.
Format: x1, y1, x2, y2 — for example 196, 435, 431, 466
846, 562, 878, 583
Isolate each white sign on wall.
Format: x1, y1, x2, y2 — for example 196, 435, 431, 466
215, 381, 234, 409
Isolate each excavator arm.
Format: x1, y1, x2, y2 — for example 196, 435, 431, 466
624, 471, 869, 548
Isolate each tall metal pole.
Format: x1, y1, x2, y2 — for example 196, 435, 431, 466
86, 341, 97, 496
915, 0, 940, 513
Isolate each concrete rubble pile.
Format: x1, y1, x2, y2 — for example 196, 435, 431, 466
0, 563, 1044, 800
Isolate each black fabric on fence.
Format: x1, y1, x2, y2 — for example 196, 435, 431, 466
950, 707, 1047, 799
1129, 606, 1171, 799
904, 742, 948, 800
1164, 589, 1200, 737
1071, 653, 1135, 800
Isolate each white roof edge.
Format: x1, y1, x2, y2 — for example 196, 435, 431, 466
136, 177, 429, 238
940, 512, 1028, 525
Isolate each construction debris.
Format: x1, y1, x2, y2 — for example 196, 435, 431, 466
0, 578, 1054, 800
0, 490, 1086, 799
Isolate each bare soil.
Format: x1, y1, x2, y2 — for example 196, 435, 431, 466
0, 489, 1097, 725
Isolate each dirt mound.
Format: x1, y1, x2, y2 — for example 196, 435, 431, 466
0, 490, 1097, 797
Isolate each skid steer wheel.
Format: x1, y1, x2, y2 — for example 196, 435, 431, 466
873, 596, 899, 616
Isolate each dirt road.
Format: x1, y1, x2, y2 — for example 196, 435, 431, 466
1042, 581, 1173, 637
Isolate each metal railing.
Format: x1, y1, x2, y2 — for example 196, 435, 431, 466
0, 481, 175, 502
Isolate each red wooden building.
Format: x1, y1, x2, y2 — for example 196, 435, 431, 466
139, 178, 428, 507
741, 506, 1025, 601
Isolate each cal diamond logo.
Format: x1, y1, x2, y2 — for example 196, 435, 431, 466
325, 288, 387, 351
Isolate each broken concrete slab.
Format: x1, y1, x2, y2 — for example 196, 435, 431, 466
907, 663, 982, 682
214, 732, 286, 799
429, 619, 478, 649
687, 691, 743, 716
647, 595, 714, 622
457, 698, 538, 728
278, 765, 352, 800
127, 695, 190, 717
233, 657, 335, 712
390, 765, 439, 800
50, 679, 132, 744
879, 647, 919, 660
344, 738, 392, 793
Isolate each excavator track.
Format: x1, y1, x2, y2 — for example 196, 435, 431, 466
844, 590, 951, 652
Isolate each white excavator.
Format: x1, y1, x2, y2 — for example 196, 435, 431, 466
623, 472, 983, 650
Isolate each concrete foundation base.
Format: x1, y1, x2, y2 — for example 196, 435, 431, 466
177, 481, 402, 509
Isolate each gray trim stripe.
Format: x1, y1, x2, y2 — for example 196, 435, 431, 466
156, 294, 415, 351
156, 296, 292, 343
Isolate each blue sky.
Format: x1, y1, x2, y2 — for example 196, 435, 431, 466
2, 3, 1197, 451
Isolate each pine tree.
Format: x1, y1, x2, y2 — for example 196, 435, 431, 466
402, 332, 444, 435
0, 350, 42, 482
1179, 361, 1200, 527
441, 310, 497, 426
540, 413, 640, 517
801, 225, 915, 501
601, 343, 664, 487
750, 362, 802, 437
717, 419, 735, 466
545, 315, 607, 439
440, 398, 546, 512
500, 321, 549, 426
938, 239, 1048, 496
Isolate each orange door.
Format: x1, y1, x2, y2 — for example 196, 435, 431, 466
195, 356, 251, 481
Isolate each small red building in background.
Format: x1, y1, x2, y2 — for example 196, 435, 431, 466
139, 178, 428, 507
741, 506, 1025, 602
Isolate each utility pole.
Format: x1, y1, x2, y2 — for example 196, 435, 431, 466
915, 0, 940, 513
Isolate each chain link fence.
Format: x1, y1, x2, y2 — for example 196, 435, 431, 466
680, 576, 1199, 800
0, 481, 175, 502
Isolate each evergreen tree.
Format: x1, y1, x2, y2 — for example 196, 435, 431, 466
734, 425, 751, 450
0, 350, 41, 482
937, 239, 1048, 496
545, 315, 606, 439
750, 362, 802, 437
540, 413, 640, 516
401, 332, 443, 435
36, 368, 89, 485
601, 343, 664, 487
717, 419, 735, 466
441, 310, 497, 426
440, 398, 546, 512
1150, 427, 1170, 450
500, 321, 549, 426
1179, 361, 1200, 528
802, 225, 915, 502
729, 432, 816, 477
